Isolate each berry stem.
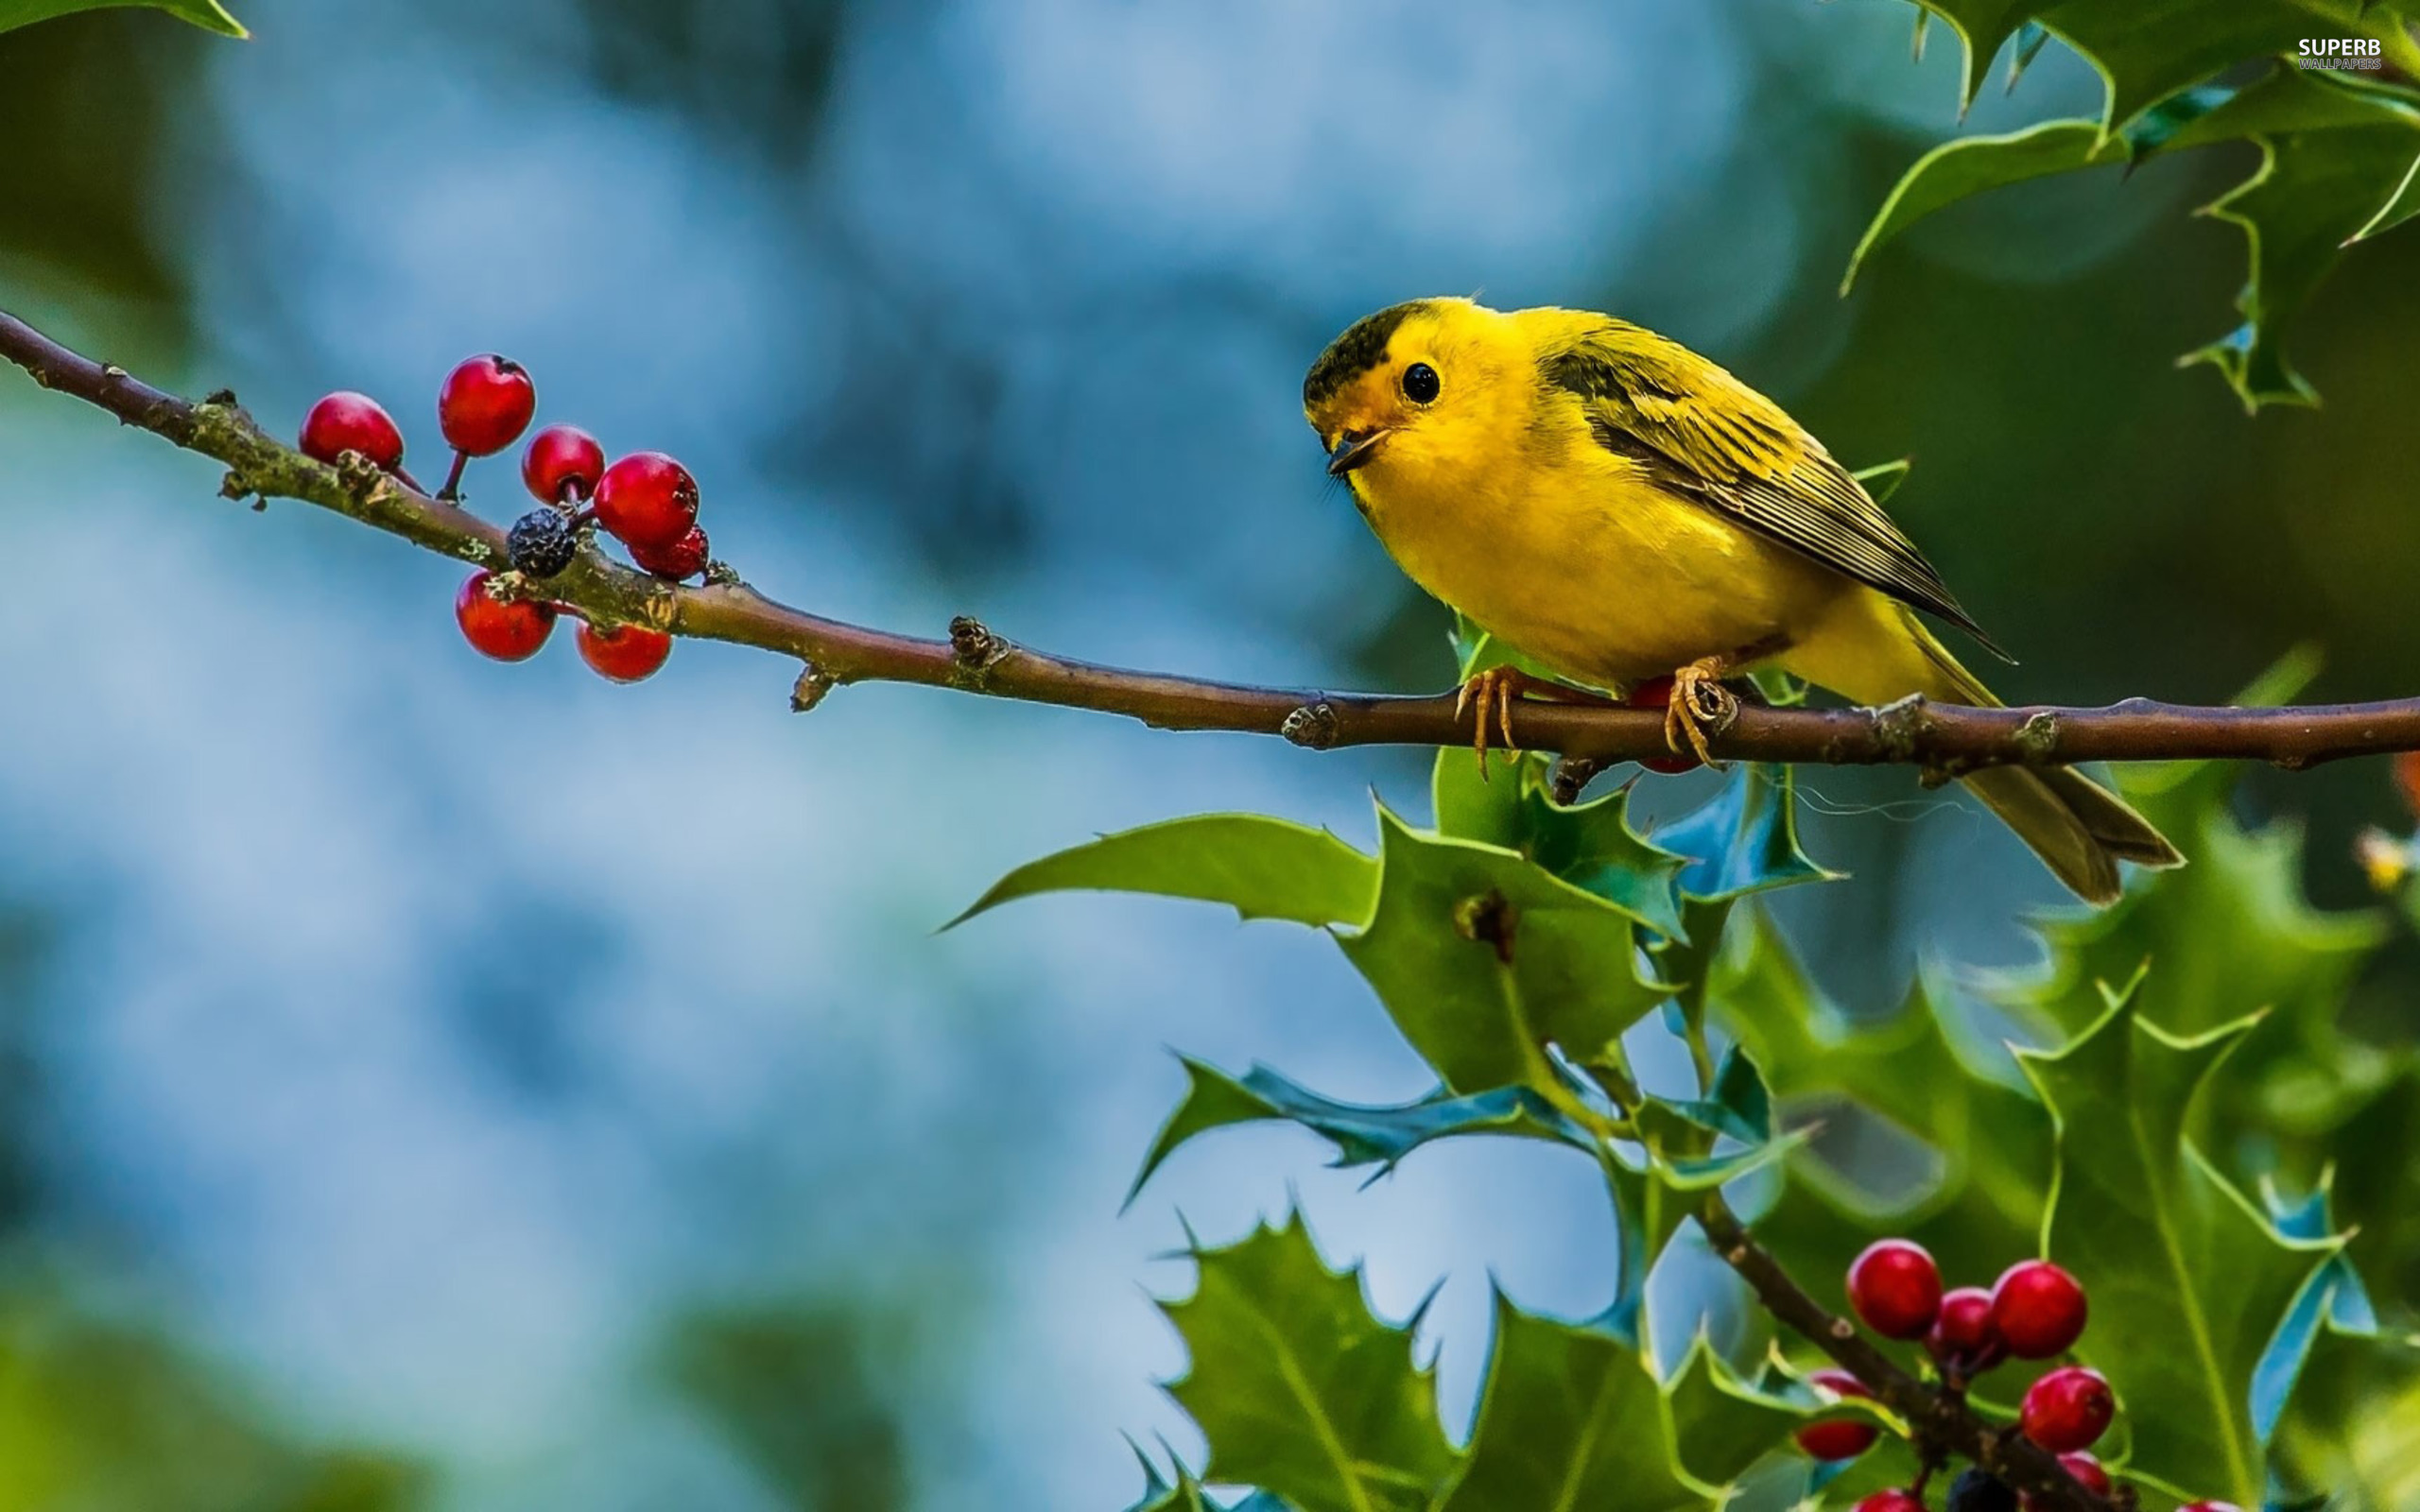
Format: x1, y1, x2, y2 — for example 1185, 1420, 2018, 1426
1694, 1194, 2113, 1512
438, 449, 468, 503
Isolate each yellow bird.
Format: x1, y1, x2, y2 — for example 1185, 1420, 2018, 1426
1303, 297, 2182, 904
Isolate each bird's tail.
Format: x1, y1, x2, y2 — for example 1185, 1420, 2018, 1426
1805, 597, 2183, 904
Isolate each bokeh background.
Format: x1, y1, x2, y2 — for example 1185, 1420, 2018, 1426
2, 1, 2415, 1505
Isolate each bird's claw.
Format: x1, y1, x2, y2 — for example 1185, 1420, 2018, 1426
1455, 666, 1532, 778
1663, 662, 1739, 769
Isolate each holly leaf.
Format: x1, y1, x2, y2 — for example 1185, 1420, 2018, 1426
1851, 45, 2420, 406
1715, 910, 2049, 1296
2181, 75, 2420, 405
1123, 1057, 1590, 1208
0, 0, 243, 36
1436, 1298, 1789, 1512
1339, 808, 1668, 1093
1906, 0, 2387, 126
1432, 749, 1689, 938
1982, 659, 2385, 1170
2017, 990, 2342, 1505
1161, 1216, 1455, 1512
951, 815, 1377, 929
1663, 1332, 1813, 1487
1643, 1044, 1773, 1147
1653, 765, 1840, 905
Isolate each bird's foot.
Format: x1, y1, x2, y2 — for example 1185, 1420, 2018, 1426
1663, 658, 1740, 768
1455, 665, 1551, 777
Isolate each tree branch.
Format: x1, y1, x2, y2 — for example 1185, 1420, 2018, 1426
1697, 1194, 2112, 1512
6, 305, 2414, 773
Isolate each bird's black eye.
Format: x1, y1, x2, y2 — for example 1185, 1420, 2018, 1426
1401, 362, 1440, 404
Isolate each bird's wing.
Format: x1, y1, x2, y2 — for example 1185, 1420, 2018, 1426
1541, 324, 2005, 657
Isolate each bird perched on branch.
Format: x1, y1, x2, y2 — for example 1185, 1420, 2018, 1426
1303, 297, 2182, 903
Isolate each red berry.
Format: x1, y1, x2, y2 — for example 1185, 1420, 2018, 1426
2020, 1366, 2113, 1453
1624, 675, 1697, 774
1848, 1239, 1943, 1340
630, 523, 710, 580
2178, 1504, 2243, 1512
2018, 1453, 2114, 1511
1854, 1493, 1924, 1512
1927, 1285, 2005, 1370
2057, 1453, 2110, 1497
2394, 751, 2420, 820
299, 391, 405, 470
438, 354, 536, 457
454, 570, 555, 662
592, 452, 700, 551
576, 621, 672, 683
1793, 1367, 1878, 1462
1993, 1260, 2088, 1359
522, 423, 605, 504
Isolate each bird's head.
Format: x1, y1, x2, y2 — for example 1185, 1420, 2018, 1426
1301, 298, 1517, 491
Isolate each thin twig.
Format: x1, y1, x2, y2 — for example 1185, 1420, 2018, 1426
6, 306, 2418, 771
1698, 1194, 2109, 1512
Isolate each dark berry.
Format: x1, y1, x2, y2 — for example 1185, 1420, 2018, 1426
1624, 675, 1697, 774
1848, 1239, 1943, 1340
592, 451, 700, 551
1993, 1260, 2088, 1359
1792, 1366, 1877, 1462
300, 391, 405, 471
454, 570, 555, 662
2020, 1366, 2113, 1453
630, 522, 710, 581
576, 621, 672, 683
1946, 1468, 2016, 1512
1927, 1285, 2005, 1371
522, 423, 605, 504
438, 354, 536, 457
507, 507, 579, 579
1854, 1494, 1924, 1512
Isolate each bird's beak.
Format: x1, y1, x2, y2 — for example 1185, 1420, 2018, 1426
1325, 428, 1388, 477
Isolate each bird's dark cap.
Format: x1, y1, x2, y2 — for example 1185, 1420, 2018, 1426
1303, 301, 1426, 411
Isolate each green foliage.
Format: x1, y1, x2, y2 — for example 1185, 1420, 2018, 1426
2019, 992, 2341, 1505
1156, 1220, 1810, 1512
660, 1302, 913, 1512
951, 815, 1376, 928
1161, 1216, 1455, 1512
1435, 1299, 1792, 1512
982, 646, 2420, 1505
0, 1284, 424, 1510
1125, 1057, 1588, 1209
1341, 807, 1667, 1092
0, 0, 243, 37
1854, 8, 2420, 407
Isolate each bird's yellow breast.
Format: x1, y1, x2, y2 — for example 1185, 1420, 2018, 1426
1346, 388, 1839, 688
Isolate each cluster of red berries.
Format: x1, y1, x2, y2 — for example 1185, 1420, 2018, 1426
298, 355, 716, 684
1797, 1239, 2240, 1512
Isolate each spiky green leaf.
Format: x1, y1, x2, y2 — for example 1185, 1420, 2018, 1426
952, 815, 1376, 929
1124, 1057, 1589, 1207
1432, 750, 1688, 938
0, 0, 243, 36
1339, 809, 1667, 1093
1162, 1217, 1455, 1512
2018, 991, 2341, 1504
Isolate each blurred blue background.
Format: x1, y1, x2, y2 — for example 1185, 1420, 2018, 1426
2, 1, 2416, 1504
